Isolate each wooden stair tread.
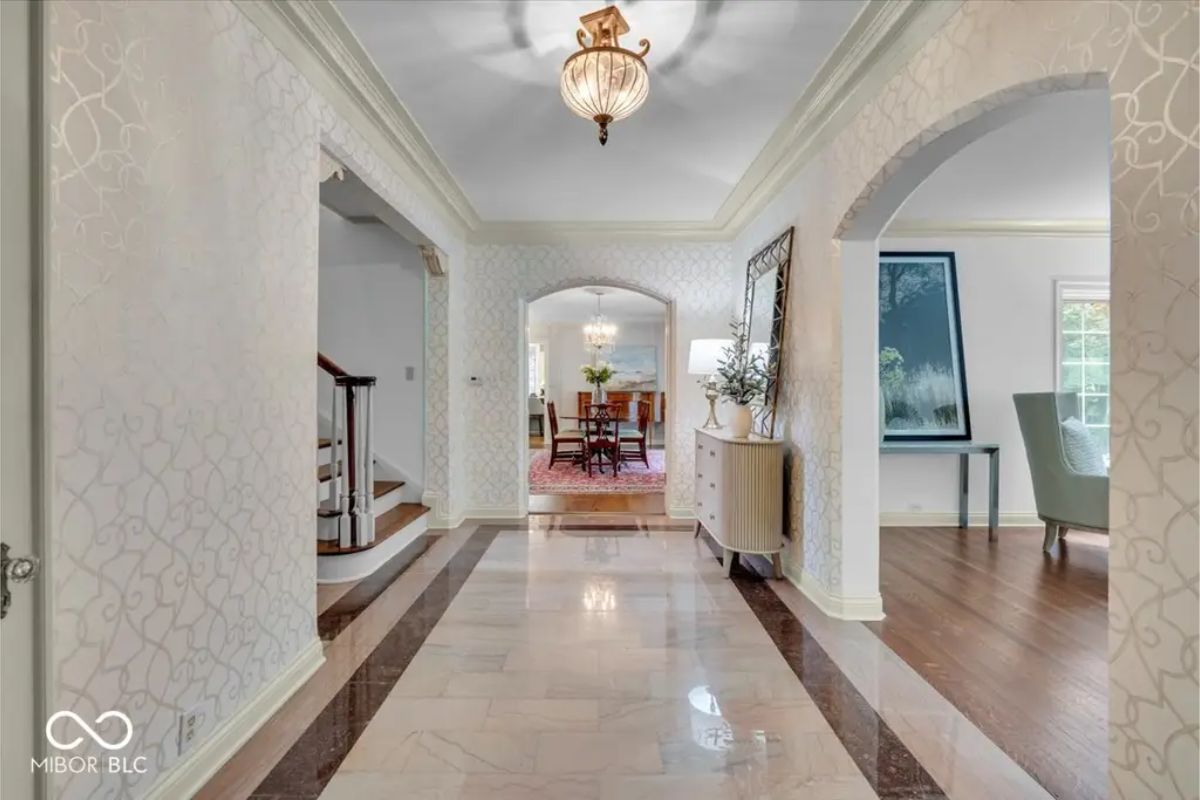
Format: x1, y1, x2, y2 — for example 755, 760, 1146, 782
317, 503, 430, 555
317, 480, 406, 517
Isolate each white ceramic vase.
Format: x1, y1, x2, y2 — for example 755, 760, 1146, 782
730, 404, 753, 438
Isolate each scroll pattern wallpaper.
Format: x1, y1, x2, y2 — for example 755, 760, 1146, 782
45, 0, 1195, 798
737, 1, 1197, 796
47, 0, 462, 797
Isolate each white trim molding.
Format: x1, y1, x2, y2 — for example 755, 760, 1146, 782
668, 505, 697, 520
422, 490, 465, 530
791, 568, 885, 622
886, 218, 1111, 238
142, 639, 324, 800
879, 511, 1043, 528
234, 0, 961, 243
464, 506, 526, 521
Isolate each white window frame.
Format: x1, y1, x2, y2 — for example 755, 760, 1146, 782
1053, 279, 1110, 451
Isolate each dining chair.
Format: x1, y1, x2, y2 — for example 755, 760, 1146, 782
619, 400, 651, 468
547, 401, 585, 467
584, 403, 621, 476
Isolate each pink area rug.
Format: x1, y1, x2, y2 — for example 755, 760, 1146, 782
529, 449, 665, 494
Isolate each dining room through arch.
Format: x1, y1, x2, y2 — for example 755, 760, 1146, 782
525, 285, 669, 514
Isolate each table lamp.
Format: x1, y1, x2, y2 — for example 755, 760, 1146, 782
688, 339, 731, 429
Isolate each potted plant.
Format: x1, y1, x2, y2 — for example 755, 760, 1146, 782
716, 320, 768, 438
580, 361, 615, 403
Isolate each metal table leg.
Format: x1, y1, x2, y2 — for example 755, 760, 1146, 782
958, 452, 969, 528
988, 450, 1000, 540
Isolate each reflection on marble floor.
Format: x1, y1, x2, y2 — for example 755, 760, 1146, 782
320, 526, 877, 800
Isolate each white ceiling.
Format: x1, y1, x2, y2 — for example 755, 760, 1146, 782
529, 286, 665, 323
893, 89, 1111, 223
335, 0, 865, 223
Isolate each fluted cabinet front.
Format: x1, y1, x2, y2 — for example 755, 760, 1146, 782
694, 428, 784, 555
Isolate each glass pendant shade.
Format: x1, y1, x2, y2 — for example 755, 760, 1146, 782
583, 290, 618, 353
560, 6, 650, 145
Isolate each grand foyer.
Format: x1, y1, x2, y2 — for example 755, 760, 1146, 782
0, 2, 1194, 800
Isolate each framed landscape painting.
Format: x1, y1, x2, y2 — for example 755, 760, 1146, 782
608, 345, 657, 391
878, 252, 971, 441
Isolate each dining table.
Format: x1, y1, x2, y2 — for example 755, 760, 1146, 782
558, 415, 639, 474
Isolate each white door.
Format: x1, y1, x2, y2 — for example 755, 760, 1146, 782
1, 1, 46, 797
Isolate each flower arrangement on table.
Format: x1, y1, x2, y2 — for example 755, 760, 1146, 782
580, 361, 615, 394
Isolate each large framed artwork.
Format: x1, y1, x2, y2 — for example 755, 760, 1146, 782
878, 251, 971, 441
608, 345, 657, 391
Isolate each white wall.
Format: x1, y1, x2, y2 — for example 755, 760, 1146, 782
531, 317, 666, 421
877, 235, 1109, 521
318, 207, 425, 492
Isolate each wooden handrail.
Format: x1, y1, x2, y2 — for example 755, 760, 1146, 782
318, 352, 349, 378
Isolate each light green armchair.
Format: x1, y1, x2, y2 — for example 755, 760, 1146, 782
1013, 392, 1108, 552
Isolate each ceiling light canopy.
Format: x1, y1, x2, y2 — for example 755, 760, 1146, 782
560, 5, 650, 146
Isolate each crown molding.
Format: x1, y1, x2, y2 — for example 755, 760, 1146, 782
236, 0, 961, 244
234, 0, 478, 237
716, 0, 964, 234
885, 218, 1111, 238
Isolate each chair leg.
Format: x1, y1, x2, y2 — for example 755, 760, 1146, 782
771, 552, 784, 580
549, 440, 559, 466
1043, 522, 1060, 552
693, 520, 702, 539
723, 548, 736, 578
640, 440, 648, 467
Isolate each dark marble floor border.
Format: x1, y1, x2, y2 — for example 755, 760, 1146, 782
317, 533, 432, 641
703, 534, 949, 800
250, 526, 502, 799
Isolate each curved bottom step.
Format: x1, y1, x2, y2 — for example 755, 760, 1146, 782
317, 503, 429, 584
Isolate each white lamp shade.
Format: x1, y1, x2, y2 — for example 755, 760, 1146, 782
688, 339, 731, 375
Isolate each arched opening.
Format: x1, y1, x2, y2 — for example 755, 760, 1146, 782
519, 280, 675, 515
836, 77, 1112, 800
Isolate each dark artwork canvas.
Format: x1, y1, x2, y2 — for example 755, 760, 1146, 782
878, 252, 971, 440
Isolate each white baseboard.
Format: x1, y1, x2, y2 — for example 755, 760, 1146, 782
790, 568, 885, 621
668, 505, 695, 520
422, 491, 465, 529
879, 510, 1041, 527
463, 505, 524, 520
142, 638, 324, 800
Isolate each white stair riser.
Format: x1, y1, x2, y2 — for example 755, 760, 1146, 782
317, 516, 427, 584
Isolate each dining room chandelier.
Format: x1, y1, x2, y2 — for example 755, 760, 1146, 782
560, 5, 650, 145
583, 290, 618, 353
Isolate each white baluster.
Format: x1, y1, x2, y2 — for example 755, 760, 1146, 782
362, 382, 375, 546
334, 383, 350, 549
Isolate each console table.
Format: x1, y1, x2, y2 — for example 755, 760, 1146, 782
879, 441, 1001, 540
693, 428, 785, 578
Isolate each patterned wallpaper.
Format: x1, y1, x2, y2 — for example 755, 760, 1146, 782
461, 244, 734, 514
46, 1, 464, 797
736, 1, 1197, 796
45, 0, 1196, 798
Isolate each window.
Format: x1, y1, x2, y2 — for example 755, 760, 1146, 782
527, 343, 546, 396
1055, 281, 1110, 457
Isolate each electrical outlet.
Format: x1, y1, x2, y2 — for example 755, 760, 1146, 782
177, 707, 201, 756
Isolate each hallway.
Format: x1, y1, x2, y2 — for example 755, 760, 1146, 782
203, 518, 1050, 800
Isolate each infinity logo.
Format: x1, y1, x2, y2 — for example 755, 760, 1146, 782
46, 711, 133, 751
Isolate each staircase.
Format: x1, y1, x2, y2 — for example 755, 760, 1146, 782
316, 354, 429, 583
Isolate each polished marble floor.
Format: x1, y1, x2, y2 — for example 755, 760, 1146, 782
205, 517, 1063, 800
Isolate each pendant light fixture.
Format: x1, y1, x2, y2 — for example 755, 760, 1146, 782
560, 5, 650, 145
582, 288, 618, 353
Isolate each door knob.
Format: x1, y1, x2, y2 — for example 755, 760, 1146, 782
1, 542, 40, 620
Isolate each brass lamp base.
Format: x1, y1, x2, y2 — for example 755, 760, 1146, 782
702, 379, 722, 429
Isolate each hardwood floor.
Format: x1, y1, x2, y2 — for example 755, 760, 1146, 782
527, 492, 665, 514
867, 525, 1108, 800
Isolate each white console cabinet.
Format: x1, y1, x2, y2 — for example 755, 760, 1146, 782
692, 427, 785, 578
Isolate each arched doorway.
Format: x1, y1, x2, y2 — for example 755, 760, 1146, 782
519, 280, 676, 516
834, 78, 1114, 800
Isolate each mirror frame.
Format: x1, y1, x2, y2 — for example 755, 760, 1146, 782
742, 227, 794, 438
